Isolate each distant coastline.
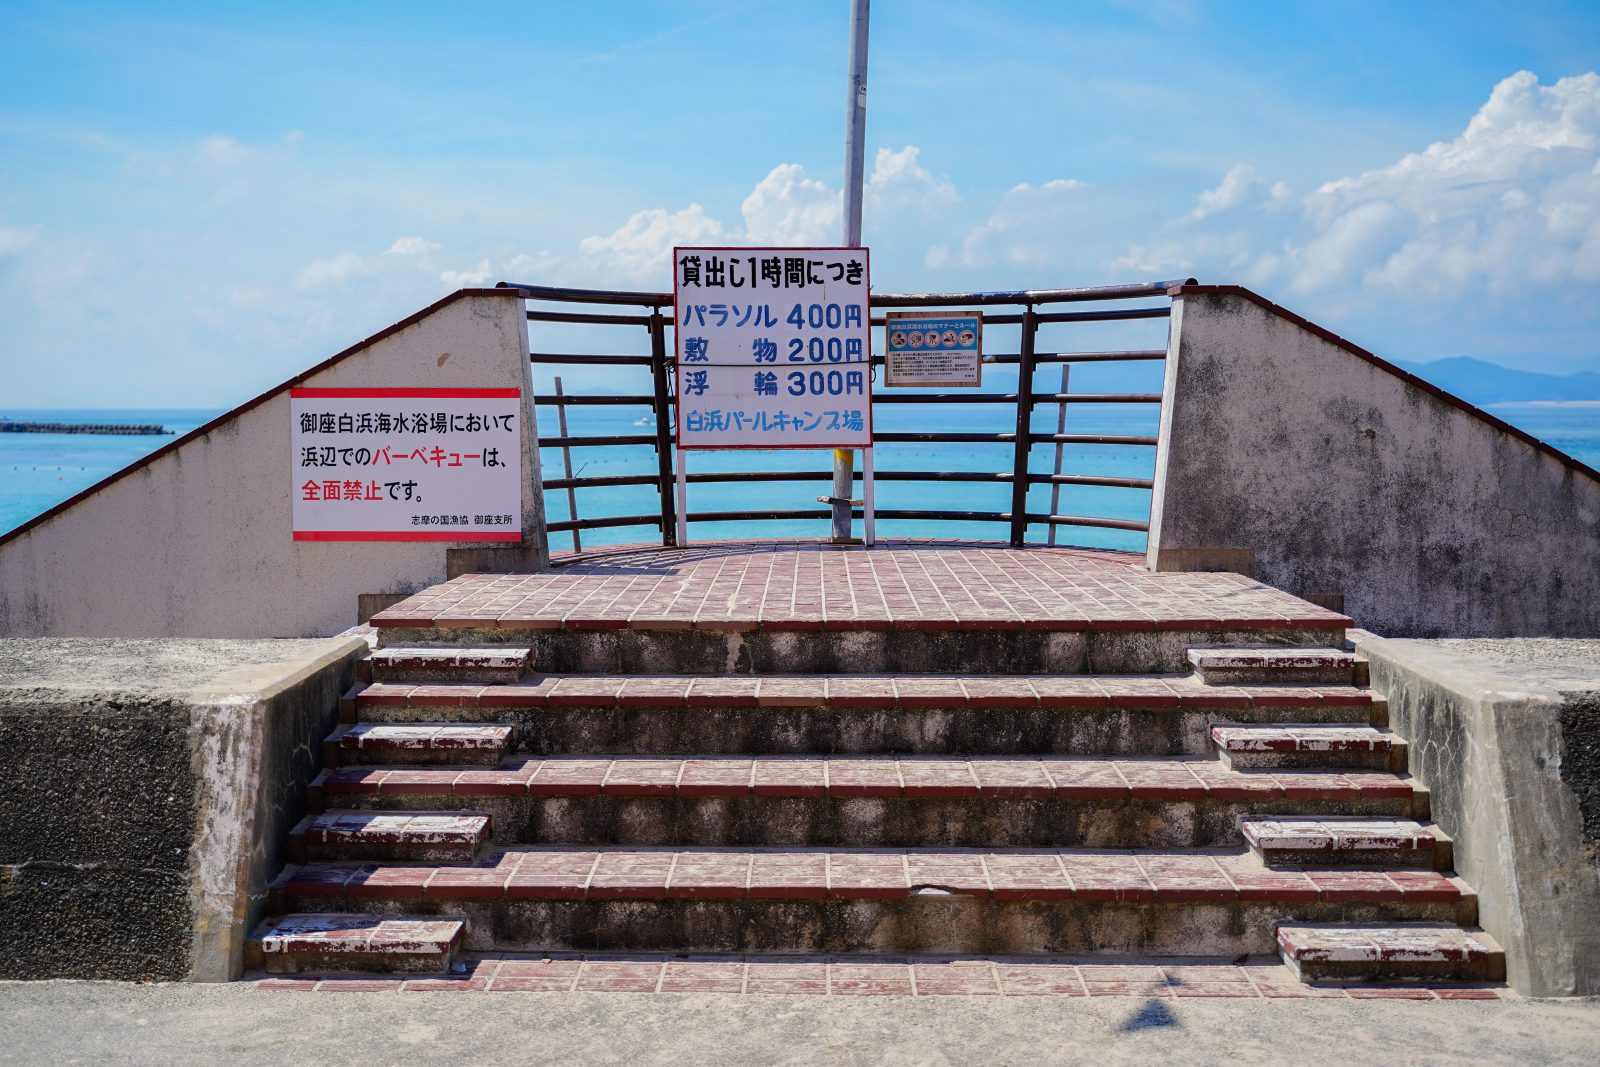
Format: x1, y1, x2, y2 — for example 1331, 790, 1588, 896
0, 420, 171, 436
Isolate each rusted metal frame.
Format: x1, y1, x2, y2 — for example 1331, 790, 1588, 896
1027, 433, 1158, 446
648, 309, 677, 547
547, 506, 1147, 535
502, 278, 1194, 309
1008, 306, 1039, 546
497, 282, 672, 307
1029, 472, 1155, 489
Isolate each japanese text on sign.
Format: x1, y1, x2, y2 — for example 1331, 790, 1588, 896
291, 388, 522, 542
674, 247, 872, 449
884, 311, 983, 388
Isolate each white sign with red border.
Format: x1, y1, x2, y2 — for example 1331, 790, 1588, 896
291, 387, 522, 542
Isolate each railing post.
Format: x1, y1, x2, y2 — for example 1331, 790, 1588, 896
553, 377, 581, 554
1008, 306, 1038, 546
1047, 364, 1070, 546
648, 309, 678, 547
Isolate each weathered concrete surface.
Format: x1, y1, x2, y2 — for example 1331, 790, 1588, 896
2, 981, 1599, 1066
1354, 632, 1600, 996
0, 636, 365, 981
1148, 289, 1600, 637
0, 289, 547, 639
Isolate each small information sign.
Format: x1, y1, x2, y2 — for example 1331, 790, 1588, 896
673, 246, 872, 449
884, 310, 982, 388
290, 387, 522, 542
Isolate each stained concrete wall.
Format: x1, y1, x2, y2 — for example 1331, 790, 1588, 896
0, 289, 546, 639
1354, 632, 1600, 996
1148, 288, 1600, 637
0, 636, 364, 981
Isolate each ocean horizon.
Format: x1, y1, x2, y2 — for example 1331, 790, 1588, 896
6, 402, 1598, 552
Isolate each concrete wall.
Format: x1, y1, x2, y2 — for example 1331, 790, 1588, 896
0, 636, 365, 981
1148, 287, 1600, 637
1354, 632, 1600, 996
0, 289, 546, 639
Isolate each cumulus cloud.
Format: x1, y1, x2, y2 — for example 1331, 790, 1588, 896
575, 204, 728, 285
438, 259, 494, 287
956, 179, 1087, 268
1122, 71, 1600, 322
385, 236, 441, 256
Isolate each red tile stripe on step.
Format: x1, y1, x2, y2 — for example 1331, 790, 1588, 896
356, 677, 1378, 711
278, 848, 1467, 904
315, 757, 1417, 803
253, 955, 1504, 998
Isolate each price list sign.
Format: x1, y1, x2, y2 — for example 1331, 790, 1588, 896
673, 246, 872, 450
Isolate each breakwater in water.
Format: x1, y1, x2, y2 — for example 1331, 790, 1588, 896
0, 421, 170, 436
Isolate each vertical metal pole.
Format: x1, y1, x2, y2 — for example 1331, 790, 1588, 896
862, 446, 876, 547
648, 309, 677, 546
554, 377, 581, 554
674, 451, 689, 548
833, 0, 869, 543
1047, 364, 1070, 546
1008, 307, 1039, 546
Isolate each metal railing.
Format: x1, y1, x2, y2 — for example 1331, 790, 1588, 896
500, 278, 1191, 551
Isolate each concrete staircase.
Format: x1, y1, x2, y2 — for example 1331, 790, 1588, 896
250, 550, 1503, 988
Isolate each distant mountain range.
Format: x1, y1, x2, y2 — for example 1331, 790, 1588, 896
1396, 357, 1600, 405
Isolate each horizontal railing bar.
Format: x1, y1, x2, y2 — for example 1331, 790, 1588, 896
547, 514, 663, 532
542, 470, 1154, 491
1034, 307, 1170, 324
1031, 513, 1151, 531
1031, 393, 1162, 404
1034, 350, 1168, 363
540, 435, 657, 448
868, 392, 1161, 405
534, 394, 655, 405
1027, 433, 1159, 446
874, 432, 1016, 443
530, 353, 654, 365
868, 280, 1194, 306
1028, 473, 1156, 489
543, 474, 661, 491
498, 282, 674, 307
688, 508, 839, 523
527, 309, 652, 326
503, 279, 1194, 310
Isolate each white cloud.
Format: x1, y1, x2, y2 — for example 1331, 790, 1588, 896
294, 251, 369, 290
741, 164, 838, 245
385, 236, 441, 256
438, 259, 494, 287
959, 179, 1087, 268
1189, 163, 1290, 220
575, 204, 728, 285
0, 226, 37, 256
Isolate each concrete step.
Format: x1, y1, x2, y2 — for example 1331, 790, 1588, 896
368, 647, 532, 685
1277, 923, 1504, 984
325, 722, 514, 767
1242, 818, 1450, 871
351, 676, 1384, 757
245, 914, 466, 975
1211, 723, 1406, 771
1188, 648, 1361, 686
273, 847, 1475, 957
310, 756, 1426, 848
288, 811, 491, 863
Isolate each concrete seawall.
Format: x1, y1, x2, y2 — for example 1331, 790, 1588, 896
0, 636, 365, 981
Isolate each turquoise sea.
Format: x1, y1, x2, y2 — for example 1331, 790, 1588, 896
4, 401, 1597, 553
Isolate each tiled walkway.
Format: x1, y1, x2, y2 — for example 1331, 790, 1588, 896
255, 956, 1502, 999
372, 541, 1350, 631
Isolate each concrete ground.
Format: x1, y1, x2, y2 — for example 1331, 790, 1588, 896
3, 982, 1599, 1066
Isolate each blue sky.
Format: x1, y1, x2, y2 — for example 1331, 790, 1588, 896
2, 1, 1598, 406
